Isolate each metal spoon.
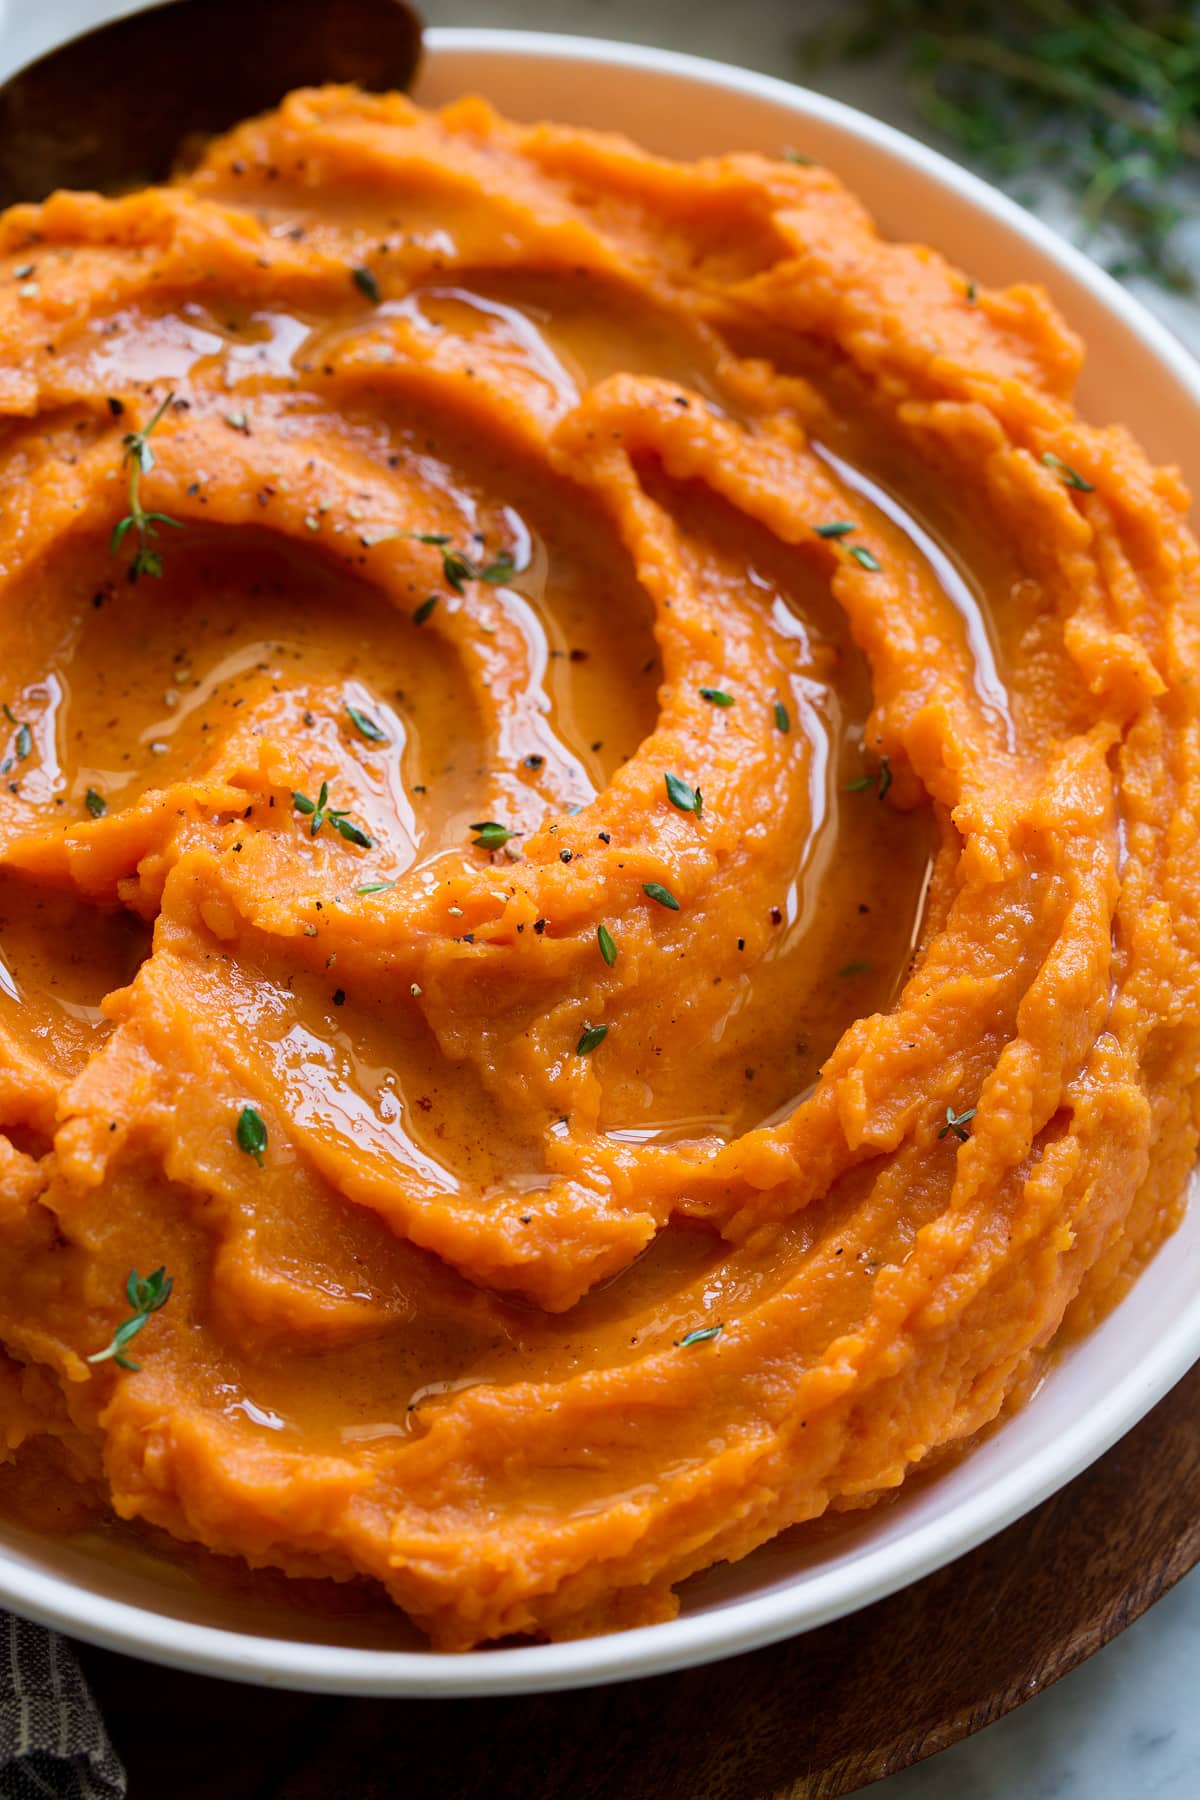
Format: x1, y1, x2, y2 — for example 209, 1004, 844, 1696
0, 0, 423, 209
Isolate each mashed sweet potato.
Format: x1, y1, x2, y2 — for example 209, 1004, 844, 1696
0, 87, 1198, 1649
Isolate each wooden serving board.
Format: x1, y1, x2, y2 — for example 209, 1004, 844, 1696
78, 1360, 1200, 1800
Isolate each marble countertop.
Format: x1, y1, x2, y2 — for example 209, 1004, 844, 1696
6, 5, 1198, 1795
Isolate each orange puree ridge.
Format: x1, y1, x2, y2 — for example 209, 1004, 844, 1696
0, 88, 1198, 1649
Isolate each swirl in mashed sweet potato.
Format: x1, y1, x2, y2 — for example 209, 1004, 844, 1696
0, 88, 1197, 1649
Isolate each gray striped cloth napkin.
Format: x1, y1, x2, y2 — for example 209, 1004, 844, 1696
0, 1618, 124, 1799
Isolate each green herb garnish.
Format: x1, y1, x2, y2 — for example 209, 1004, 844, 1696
844, 753, 892, 799
292, 781, 373, 847
774, 701, 791, 733
404, 534, 518, 593
332, 817, 372, 848
345, 703, 388, 744
643, 881, 680, 911
813, 520, 857, 538
4, 705, 30, 761
838, 959, 872, 976
677, 1324, 723, 1347
804, 2, 1200, 292
699, 687, 735, 707
412, 594, 438, 625
356, 879, 397, 895
576, 1023, 609, 1055
352, 265, 381, 304
1042, 451, 1095, 492
84, 787, 106, 818
471, 820, 519, 851
110, 392, 183, 582
597, 922, 617, 966
236, 1104, 268, 1165
938, 1104, 977, 1142
87, 1267, 173, 1372
476, 549, 516, 585
848, 544, 882, 571
664, 772, 702, 815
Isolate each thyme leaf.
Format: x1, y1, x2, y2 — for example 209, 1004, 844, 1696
576, 1022, 609, 1055
677, 1324, 723, 1347
471, 820, 519, 850
4, 706, 31, 761
87, 1266, 173, 1372
333, 815, 373, 849
345, 703, 389, 744
938, 1104, 977, 1142
844, 754, 892, 799
236, 1104, 268, 1165
664, 772, 702, 815
643, 881, 680, 911
402, 534, 520, 593
1042, 450, 1095, 491
597, 922, 617, 966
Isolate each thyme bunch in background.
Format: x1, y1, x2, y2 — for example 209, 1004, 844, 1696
804, 1, 1200, 290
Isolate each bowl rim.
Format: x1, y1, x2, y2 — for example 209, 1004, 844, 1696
2, 21, 1199, 1697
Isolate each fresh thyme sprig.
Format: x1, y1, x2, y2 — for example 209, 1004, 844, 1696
939, 1104, 977, 1141
292, 780, 373, 847
86, 1267, 173, 1372
403, 533, 518, 592
110, 392, 184, 582
804, 1, 1200, 290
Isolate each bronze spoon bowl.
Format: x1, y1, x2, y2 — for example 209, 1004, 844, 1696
0, 0, 423, 208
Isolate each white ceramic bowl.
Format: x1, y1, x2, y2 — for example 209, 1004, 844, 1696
1, 19, 1199, 1697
